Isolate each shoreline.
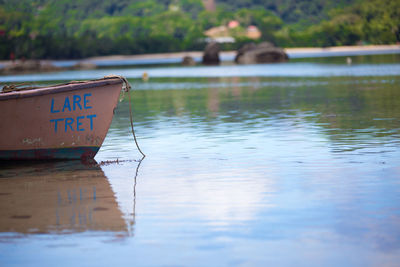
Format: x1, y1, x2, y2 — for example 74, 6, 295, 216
0, 44, 399, 67
86, 44, 400, 62
285, 44, 400, 53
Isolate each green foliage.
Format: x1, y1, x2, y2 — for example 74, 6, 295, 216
0, 0, 398, 59
274, 0, 400, 47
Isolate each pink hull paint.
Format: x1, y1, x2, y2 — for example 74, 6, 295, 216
0, 78, 124, 160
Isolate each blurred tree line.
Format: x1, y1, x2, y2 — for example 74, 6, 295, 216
0, 0, 398, 59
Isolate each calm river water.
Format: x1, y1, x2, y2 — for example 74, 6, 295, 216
1, 54, 400, 266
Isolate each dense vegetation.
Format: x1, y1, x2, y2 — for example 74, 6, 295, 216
0, 0, 399, 59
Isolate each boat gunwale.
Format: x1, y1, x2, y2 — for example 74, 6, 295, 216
0, 78, 123, 101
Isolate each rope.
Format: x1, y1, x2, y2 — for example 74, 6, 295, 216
106, 75, 146, 159
1, 75, 129, 93
104, 75, 146, 158
127, 82, 146, 158
2, 83, 39, 93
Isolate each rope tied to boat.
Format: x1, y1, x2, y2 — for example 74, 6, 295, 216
104, 75, 146, 159
2, 83, 38, 93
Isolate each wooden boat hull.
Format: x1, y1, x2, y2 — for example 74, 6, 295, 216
0, 78, 124, 160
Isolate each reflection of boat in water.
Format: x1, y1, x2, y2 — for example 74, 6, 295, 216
0, 77, 127, 160
0, 161, 128, 234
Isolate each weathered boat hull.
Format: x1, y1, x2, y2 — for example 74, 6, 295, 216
0, 78, 124, 160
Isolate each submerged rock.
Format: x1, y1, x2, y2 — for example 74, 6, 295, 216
235, 42, 289, 64
182, 56, 196, 66
1, 60, 61, 73
202, 42, 220, 65
72, 61, 97, 70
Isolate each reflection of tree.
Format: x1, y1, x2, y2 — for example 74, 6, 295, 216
207, 86, 220, 116
113, 76, 400, 146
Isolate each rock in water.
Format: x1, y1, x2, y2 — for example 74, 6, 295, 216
72, 61, 97, 70
235, 42, 288, 64
2, 60, 61, 73
182, 56, 196, 66
202, 42, 220, 65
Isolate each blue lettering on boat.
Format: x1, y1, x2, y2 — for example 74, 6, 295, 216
62, 97, 71, 112
76, 116, 85, 131
86, 114, 96, 130
64, 118, 74, 132
50, 93, 93, 113
50, 99, 60, 113
50, 115, 97, 133
50, 118, 64, 133
84, 93, 92, 109
73, 95, 82, 111
49, 93, 97, 133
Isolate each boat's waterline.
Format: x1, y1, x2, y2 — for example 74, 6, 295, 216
0, 146, 99, 160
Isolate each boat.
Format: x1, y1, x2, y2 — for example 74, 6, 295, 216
0, 76, 130, 160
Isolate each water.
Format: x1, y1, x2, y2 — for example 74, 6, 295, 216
1, 54, 400, 266
2, 61, 400, 83
3, 46, 397, 69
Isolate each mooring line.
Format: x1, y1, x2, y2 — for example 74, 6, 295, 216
128, 87, 146, 158
103, 75, 146, 158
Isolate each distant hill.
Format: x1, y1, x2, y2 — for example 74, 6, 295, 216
215, 0, 357, 28
0, 0, 398, 59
